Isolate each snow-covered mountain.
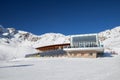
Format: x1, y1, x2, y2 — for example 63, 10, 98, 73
98, 26, 120, 54
99, 26, 120, 47
0, 25, 69, 60
0, 25, 120, 60
0, 25, 70, 48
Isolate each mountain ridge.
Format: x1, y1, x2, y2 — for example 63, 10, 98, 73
1, 25, 120, 48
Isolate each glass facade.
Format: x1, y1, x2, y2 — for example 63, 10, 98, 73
71, 34, 99, 48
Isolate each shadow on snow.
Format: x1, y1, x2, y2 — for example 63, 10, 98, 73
0, 64, 33, 68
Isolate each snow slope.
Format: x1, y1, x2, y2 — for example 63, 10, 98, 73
0, 25, 69, 48
0, 56, 120, 80
99, 26, 120, 54
0, 44, 38, 61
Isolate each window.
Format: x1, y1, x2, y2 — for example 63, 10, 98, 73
71, 34, 98, 47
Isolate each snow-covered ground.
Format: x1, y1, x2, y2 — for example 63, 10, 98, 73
0, 56, 120, 80
0, 26, 120, 80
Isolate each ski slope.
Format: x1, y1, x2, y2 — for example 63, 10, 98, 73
0, 56, 120, 80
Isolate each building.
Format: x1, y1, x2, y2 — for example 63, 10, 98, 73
35, 43, 70, 57
36, 43, 70, 51
63, 33, 104, 58
35, 33, 104, 58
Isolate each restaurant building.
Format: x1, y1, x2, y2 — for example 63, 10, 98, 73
36, 33, 104, 58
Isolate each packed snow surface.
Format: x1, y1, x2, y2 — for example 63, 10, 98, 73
0, 56, 120, 80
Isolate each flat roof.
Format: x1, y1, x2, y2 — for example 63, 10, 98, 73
36, 43, 70, 49
71, 33, 98, 37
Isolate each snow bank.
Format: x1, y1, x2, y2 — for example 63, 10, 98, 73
0, 44, 38, 61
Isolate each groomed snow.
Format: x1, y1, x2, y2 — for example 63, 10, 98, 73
0, 56, 120, 80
